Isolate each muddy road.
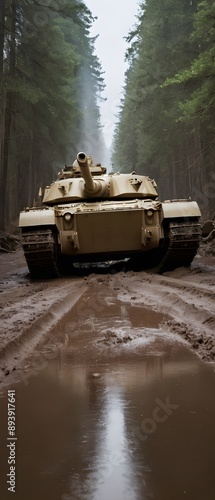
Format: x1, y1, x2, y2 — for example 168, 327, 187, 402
0, 249, 215, 499
0, 249, 215, 378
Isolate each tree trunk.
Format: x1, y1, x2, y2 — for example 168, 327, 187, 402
0, 0, 6, 230
0, 0, 16, 230
0, 0, 5, 76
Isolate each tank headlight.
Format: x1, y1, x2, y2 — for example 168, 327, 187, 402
146, 209, 154, 217
64, 212, 72, 222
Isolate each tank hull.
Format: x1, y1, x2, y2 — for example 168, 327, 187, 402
19, 198, 201, 278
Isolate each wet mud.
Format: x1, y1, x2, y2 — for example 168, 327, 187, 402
0, 250, 215, 384
0, 290, 215, 499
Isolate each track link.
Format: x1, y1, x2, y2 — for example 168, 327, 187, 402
158, 220, 202, 272
21, 229, 59, 278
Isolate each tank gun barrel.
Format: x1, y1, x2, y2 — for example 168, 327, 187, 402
77, 152, 107, 197
77, 152, 96, 193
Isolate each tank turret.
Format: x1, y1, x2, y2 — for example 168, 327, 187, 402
76, 152, 108, 197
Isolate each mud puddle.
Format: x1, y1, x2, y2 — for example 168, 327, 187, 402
0, 289, 215, 500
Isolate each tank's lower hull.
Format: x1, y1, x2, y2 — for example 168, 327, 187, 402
21, 219, 201, 279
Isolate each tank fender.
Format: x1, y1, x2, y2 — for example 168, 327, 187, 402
162, 200, 201, 219
19, 208, 55, 227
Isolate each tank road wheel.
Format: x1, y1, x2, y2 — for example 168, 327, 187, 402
21, 228, 60, 279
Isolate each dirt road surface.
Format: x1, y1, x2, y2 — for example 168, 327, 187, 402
0, 248, 215, 387
1, 248, 215, 500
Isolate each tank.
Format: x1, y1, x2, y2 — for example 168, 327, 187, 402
19, 152, 202, 278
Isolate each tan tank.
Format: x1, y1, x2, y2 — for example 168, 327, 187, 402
19, 152, 201, 278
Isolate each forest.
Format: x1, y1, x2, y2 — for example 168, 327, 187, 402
1, 0, 215, 233
0, 0, 105, 231
112, 0, 215, 218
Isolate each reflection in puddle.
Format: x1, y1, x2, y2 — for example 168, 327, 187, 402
0, 289, 215, 500
66, 389, 142, 500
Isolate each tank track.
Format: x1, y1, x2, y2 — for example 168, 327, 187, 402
21, 228, 59, 279
157, 220, 202, 272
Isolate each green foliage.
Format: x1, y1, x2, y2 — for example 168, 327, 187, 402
163, 1, 215, 123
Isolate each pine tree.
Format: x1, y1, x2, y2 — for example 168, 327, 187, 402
112, 0, 205, 203
0, 0, 105, 230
